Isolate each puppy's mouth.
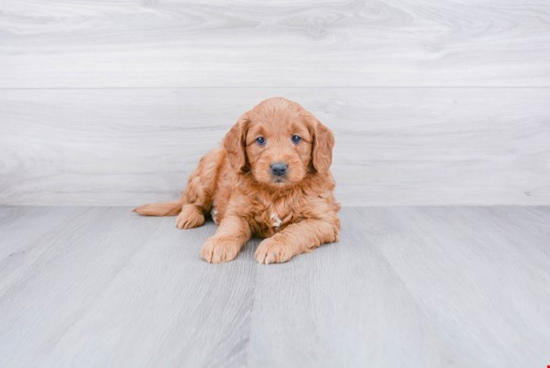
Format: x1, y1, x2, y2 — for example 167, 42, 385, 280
272, 176, 287, 184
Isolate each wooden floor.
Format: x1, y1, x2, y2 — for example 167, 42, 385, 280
0, 206, 549, 368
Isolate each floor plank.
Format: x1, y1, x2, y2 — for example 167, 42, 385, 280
39, 217, 257, 368
0, 206, 549, 367
0, 207, 162, 367
367, 206, 550, 368
247, 208, 465, 368
0, 206, 88, 294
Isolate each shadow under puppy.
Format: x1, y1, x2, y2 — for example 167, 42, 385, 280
134, 97, 340, 264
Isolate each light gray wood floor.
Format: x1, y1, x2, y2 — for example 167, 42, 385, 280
1, 206, 549, 368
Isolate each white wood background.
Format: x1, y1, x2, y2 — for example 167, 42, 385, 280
1, 0, 549, 206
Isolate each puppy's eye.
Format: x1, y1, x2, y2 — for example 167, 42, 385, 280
256, 136, 266, 145
291, 135, 302, 144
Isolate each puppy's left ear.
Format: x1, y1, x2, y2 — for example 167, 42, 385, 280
309, 114, 335, 174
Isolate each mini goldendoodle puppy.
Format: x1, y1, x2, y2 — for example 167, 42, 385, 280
134, 97, 340, 264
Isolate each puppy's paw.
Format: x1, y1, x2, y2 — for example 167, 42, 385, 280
201, 236, 241, 263
254, 238, 295, 265
176, 205, 205, 229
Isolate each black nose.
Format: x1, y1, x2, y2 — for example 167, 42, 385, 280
271, 162, 288, 177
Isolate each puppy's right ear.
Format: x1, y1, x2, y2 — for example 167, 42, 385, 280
223, 114, 249, 172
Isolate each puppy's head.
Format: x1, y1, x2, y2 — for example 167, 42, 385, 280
224, 97, 334, 188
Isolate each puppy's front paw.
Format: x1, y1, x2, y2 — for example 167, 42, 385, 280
201, 236, 241, 264
254, 238, 294, 264
176, 205, 205, 229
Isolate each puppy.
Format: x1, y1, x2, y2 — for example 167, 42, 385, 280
134, 97, 340, 264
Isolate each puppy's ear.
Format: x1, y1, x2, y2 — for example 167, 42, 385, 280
223, 114, 249, 172
309, 115, 335, 174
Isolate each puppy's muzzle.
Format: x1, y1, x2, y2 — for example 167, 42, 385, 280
270, 162, 288, 177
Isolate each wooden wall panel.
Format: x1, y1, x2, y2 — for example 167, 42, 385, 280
1, 0, 549, 205
1, 0, 550, 88
1, 88, 549, 206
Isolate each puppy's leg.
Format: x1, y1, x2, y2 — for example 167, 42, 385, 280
254, 219, 340, 264
133, 148, 223, 229
201, 215, 252, 263
175, 148, 224, 229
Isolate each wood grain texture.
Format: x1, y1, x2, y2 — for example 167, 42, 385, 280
1, 0, 550, 88
359, 206, 550, 368
1, 88, 549, 206
1, 206, 549, 368
248, 207, 464, 368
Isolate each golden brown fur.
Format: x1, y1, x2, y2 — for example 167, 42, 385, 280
134, 97, 340, 264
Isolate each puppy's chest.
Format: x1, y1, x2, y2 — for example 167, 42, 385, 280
253, 203, 296, 236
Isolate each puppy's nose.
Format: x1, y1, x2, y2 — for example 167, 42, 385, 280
271, 162, 288, 177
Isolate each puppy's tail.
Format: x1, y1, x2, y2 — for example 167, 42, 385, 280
133, 201, 182, 216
